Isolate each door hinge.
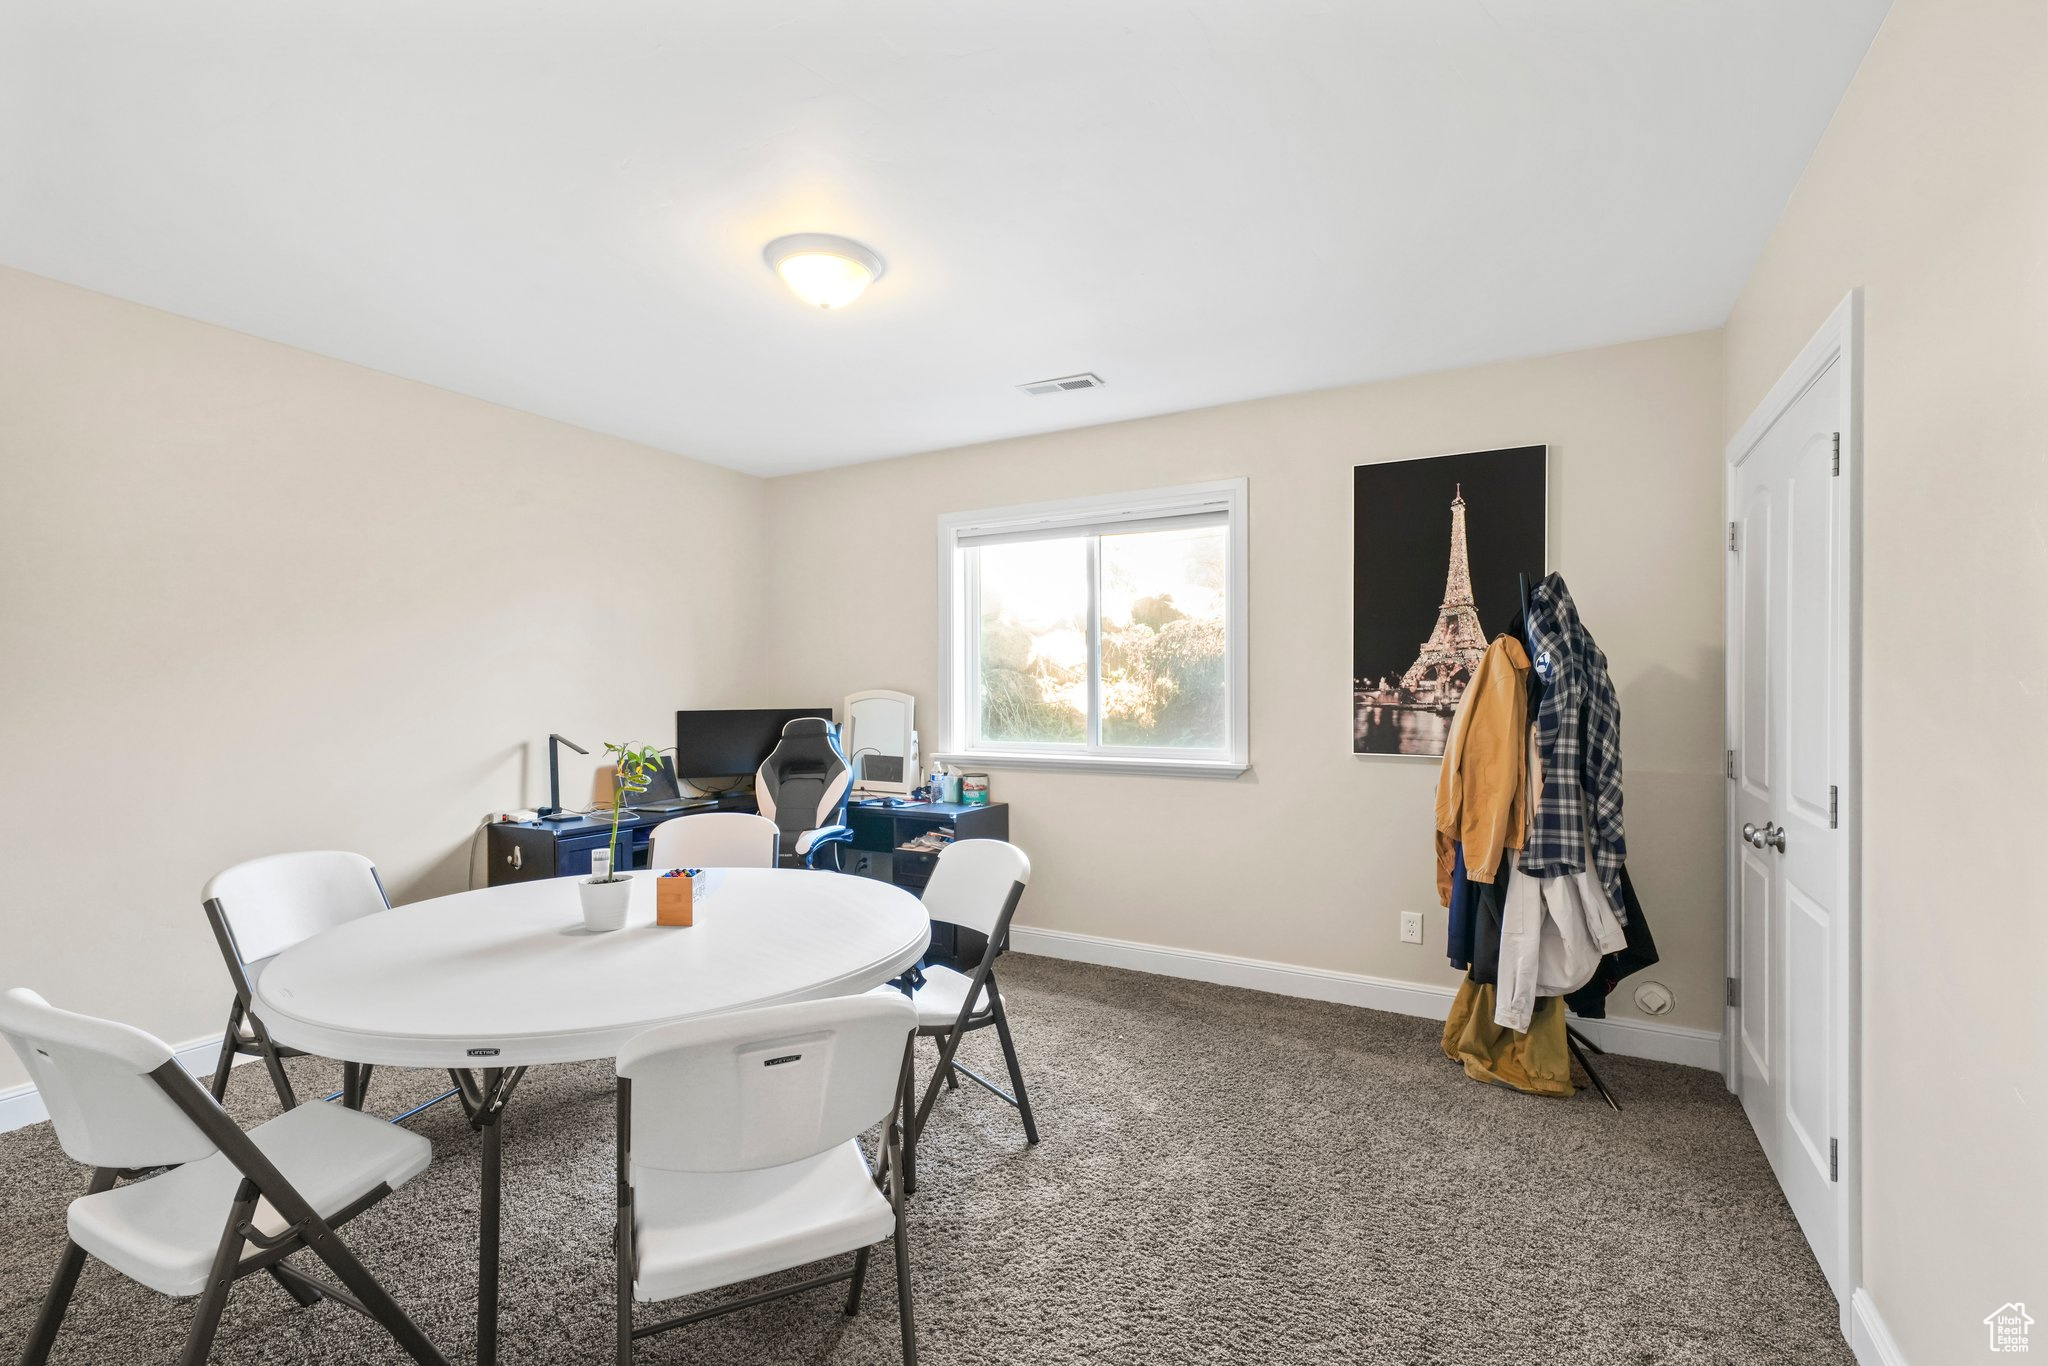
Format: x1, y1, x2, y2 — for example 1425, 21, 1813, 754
1728, 521, 1738, 551
1831, 432, 1841, 476
1726, 749, 1737, 779
1829, 785, 1839, 828
1725, 976, 1740, 1009
1830, 1137, 1839, 1182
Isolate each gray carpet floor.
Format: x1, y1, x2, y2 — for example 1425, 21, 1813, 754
0, 955, 1850, 1365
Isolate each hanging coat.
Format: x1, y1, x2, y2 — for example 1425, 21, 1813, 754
1435, 635, 1531, 907
1563, 864, 1663, 1018
1493, 857, 1626, 1032
1493, 727, 1626, 1032
1518, 574, 1628, 917
1445, 842, 1511, 982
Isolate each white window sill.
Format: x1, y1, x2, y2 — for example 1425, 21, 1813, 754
932, 752, 1248, 779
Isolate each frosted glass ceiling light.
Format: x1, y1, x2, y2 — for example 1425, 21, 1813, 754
763, 233, 885, 310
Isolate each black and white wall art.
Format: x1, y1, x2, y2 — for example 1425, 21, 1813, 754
1353, 445, 1548, 758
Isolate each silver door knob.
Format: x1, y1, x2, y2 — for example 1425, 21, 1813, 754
1762, 823, 1787, 853
1741, 822, 1763, 848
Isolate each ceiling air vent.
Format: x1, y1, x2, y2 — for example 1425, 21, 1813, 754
1018, 372, 1105, 396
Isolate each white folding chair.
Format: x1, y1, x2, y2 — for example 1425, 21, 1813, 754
647, 811, 779, 870
202, 851, 459, 1121
613, 993, 919, 1366
202, 851, 386, 1110
874, 840, 1036, 1194
0, 988, 451, 1366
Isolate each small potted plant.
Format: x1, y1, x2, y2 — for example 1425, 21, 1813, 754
578, 741, 662, 932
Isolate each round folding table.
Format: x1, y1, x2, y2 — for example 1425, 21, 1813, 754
254, 868, 930, 1366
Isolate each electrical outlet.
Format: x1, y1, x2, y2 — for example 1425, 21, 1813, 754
1399, 910, 1424, 945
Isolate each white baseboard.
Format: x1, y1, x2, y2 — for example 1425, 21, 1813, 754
1565, 1014, 1722, 1070
1008, 924, 1458, 1018
0, 1032, 248, 1134
1850, 1289, 1909, 1366
1008, 924, 1722, 1071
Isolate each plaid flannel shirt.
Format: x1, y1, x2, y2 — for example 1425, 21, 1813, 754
1516, 575, 1628, 918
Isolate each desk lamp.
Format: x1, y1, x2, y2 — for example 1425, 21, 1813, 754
538, 733, 587, 820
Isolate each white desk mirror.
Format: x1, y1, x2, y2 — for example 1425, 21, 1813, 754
842, 689, 918, 795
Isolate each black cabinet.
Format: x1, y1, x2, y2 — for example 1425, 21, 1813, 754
485, 799, 760, 885
845, 800, 1009, 966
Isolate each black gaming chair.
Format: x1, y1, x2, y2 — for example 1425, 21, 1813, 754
755, 717, 855, 869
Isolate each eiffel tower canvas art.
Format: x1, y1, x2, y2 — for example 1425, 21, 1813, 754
1352, 446, 1547, 757
1398, 485, 1489, 704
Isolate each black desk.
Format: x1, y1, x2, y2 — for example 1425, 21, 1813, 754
485, 797, 1013, 967
485, 798, 759, 885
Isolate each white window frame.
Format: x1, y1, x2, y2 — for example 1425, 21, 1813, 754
934, 478, 1249, 778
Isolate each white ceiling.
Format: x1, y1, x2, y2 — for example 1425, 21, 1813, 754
0, 1, 1889, 475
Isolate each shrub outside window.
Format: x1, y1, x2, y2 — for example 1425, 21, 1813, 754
936, 480, 1248, 777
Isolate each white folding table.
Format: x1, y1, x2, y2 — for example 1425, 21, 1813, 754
254, 867, 930, 1366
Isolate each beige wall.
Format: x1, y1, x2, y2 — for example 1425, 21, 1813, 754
0, 268, 768, 1091
1722, 0, 2048, 1357
762, 331, 1728, 1033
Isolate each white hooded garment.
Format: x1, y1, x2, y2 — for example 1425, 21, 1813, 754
1493, 727, 1628, 1033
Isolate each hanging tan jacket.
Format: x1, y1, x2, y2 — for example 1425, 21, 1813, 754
1434, 635, 1531, 906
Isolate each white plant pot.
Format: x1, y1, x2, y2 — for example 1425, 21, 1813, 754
578, 875, 632, 933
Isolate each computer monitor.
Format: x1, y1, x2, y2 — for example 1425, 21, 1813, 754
675, 708, 834, 781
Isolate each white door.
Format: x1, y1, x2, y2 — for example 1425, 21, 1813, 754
1727, 317, 1857, 1300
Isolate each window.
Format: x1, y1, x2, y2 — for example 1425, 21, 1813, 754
936, 479, 1248, 776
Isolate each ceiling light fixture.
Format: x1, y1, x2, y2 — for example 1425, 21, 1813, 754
762, 233, 885, 310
